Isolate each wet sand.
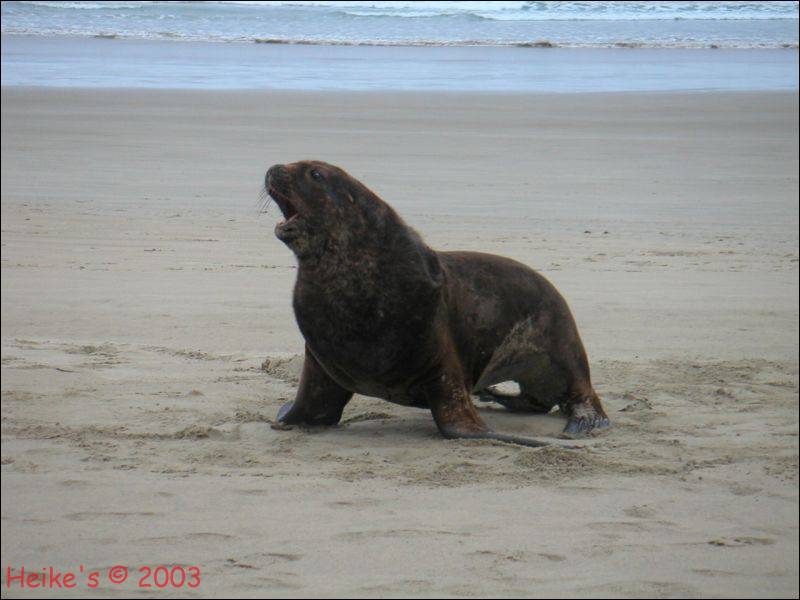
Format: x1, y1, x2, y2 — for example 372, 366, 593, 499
1, 87, 798, 598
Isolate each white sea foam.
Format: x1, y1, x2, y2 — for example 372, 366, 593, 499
2, 1, 798, 48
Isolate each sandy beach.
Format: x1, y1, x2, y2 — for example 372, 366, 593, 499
1, 87, 798, 598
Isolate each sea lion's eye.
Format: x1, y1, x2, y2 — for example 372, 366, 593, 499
310, 169, 323, 182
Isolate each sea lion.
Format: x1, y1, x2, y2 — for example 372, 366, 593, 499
265, 160, 609, 447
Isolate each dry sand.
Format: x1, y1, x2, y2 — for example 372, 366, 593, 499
1, 88, 798, 598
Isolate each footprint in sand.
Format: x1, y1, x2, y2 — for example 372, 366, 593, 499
469, 549, 566, 563
59, 479, 91, 488
623, 504, 657, 519
708, 536, 775, 547
336, 528, 466, 541
588, 520, 651, 532
327, 498, 382, 509
64, 511, 162, 522
240, 576, 301, 591
223, 553, 301, 574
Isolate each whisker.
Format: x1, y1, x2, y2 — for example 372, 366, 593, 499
256, 187, 272, 215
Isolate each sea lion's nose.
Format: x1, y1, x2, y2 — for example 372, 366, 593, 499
266, 164, 287, 188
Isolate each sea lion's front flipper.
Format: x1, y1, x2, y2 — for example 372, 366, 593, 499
272, 347, 353, 428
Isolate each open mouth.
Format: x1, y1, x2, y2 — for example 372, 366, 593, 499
268, 186, 300, 225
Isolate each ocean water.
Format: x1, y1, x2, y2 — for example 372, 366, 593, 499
2, 1, 798, 48
1, 1, 798, 91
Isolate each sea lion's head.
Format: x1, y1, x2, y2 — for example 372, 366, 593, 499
265, 160, 393, 261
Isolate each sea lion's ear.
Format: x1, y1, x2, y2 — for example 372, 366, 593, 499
333, 178, 357, 205
422, 248, 444, 289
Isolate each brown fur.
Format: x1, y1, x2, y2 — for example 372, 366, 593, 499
266, 161, 609, 446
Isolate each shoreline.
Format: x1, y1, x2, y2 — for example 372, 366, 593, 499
4, 31, 800, 49
4, 84, 799, 96
2, 35, 798, 92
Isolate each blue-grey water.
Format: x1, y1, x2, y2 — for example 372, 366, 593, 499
1, 2, 797, 91
2, 35, 797, 92
2, 2, 798, 48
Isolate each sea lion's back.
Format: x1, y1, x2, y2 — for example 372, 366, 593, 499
437, 250, 566, 314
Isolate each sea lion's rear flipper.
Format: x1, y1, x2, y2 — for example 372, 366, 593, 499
415, 370, 574, 449
473, 317, 569, 413
474, 317, 611, 438
560, 390, 611, 439
272, 347, 353, 429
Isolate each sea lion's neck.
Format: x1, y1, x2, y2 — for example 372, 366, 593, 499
294, 211, 440, 309
292, 217, 443, 385
297, 225, 415, 288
